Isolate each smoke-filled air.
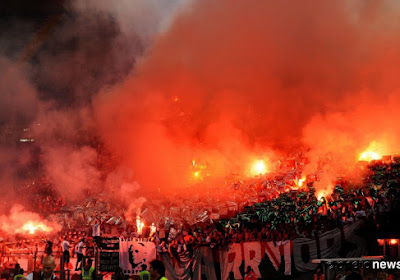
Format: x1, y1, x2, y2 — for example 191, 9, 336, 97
1, 0, 400, 235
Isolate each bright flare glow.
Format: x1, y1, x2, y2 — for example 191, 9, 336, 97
251, 160, 267, 176
172, 96, 180, 102
194, 171, 200, 177
22, 222, 52, 235
316, 190, 330, 200
390, 239, 398, 245
358, 151, 380, 162
298, 177, 306, 187
136, 216, 144, 235
358, 141, 385, 162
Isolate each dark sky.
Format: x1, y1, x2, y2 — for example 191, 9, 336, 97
0, 0, 65, 16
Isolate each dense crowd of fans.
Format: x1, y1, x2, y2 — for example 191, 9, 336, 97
1, 157, 400, 277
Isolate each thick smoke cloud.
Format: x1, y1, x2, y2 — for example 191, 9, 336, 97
0, 60, 39, 212
0, 0, 188, 220
95, 0, 400, 194
2, 0, 400, 228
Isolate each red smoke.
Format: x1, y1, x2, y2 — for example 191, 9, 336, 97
93, 0, 400, 196
0, 205, 61, 235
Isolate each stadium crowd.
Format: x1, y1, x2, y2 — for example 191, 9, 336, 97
1, 158, 400, 279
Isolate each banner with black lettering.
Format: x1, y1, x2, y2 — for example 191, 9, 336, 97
119, 239, 156, 275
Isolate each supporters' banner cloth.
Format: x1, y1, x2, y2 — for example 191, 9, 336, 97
220, 243, 243, 280
162, 250, 192, 280
283, 241, 292, 275
263, 241, 292, 275
244, 242, 262, 278
292, 237, 319, 272
119, 238, 156, 275
264, 241, 280, 271
117, 223, 364, 277
343, 221, 366, 257
293, 221, 364, 272
161, 246, 217, 280
319, 227, 342, 259
192, 247, 217, 280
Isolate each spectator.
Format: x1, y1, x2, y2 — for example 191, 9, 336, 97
112, 267, 125, 280
61, 236, 70, 269
244, 266, 257, 280
138, 264, 150, 280
149, 260, 168, 280
313, 268, 325, 280
25, 256, 58, 280
75, 238, 86, 271
81, 259, 96, 280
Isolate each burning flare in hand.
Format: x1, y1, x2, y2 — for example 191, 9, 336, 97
136, 216, 144, 235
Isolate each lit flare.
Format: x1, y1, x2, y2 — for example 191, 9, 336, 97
136, 216, 144, 235
358, 151, 380, 162
390, 239, 398, 245
22, 221, 52, 235
315, 190, 330, 200
251, 160, 267, 176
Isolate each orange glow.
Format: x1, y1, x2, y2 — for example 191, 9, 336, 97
172, 96, 180, 102
358, 151, 380, 162
191, 159, 207, 180
22, 221, 52, 235
377, 239, 385, 246
298, 177, 306, 187
136, 216, 144, 235
390, 239, 398, 245
358, 141, 385, 162
315, 189, 330, 200
250, 160, 267, 176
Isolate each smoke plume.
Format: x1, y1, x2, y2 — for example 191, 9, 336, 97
95, 0, 400, 195
2, 0, 400, 223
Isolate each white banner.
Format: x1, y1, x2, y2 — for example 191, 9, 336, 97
283, 241, 292, 275
264, 241, 280, 271
243, 242, 262, 278
263, 241, 292, 275
119, 239, 156, 275
220, 243, 243, 280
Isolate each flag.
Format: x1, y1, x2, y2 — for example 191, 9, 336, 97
119, 239, 156, 275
